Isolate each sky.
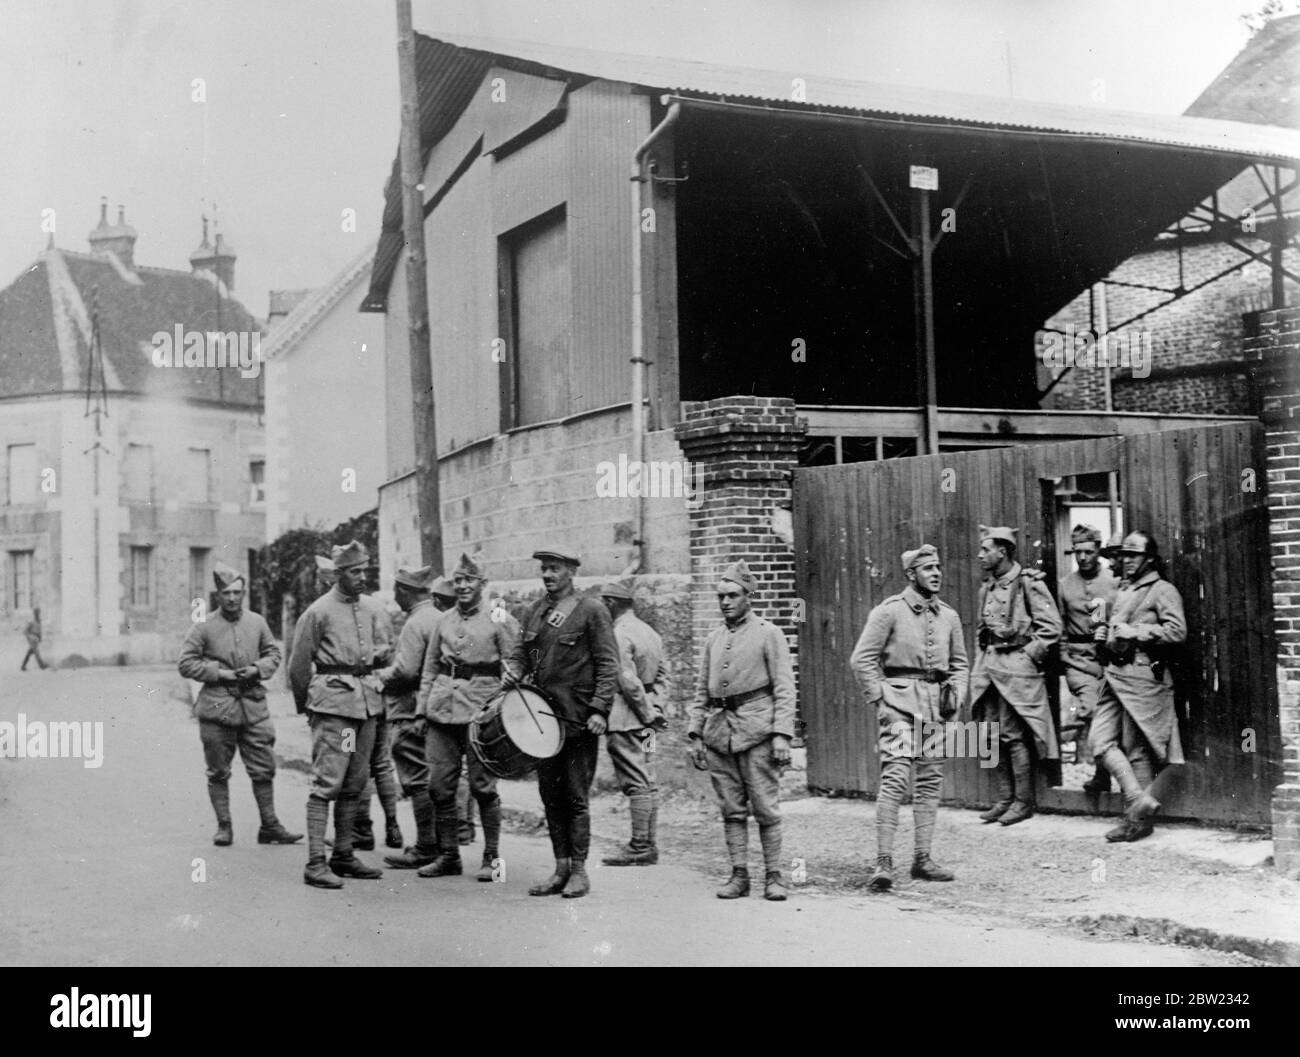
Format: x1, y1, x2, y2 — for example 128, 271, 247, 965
0, 0, 1279, 319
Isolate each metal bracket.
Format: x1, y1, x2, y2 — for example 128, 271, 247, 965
648, 157, 689, 184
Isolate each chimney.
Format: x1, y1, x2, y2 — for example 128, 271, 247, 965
189, 215, 237, 291
87, 198, 138, 269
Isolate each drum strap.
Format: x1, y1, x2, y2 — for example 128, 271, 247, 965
525, 595, 582, 676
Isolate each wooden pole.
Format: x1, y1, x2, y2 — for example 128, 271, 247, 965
396, 0, 443, 572
915, 186, 939, 456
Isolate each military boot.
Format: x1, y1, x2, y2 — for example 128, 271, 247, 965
764, 870, 788, 901
980, 754, 1014, 823
304, 857, 343, 889
209, 782, 233, 846
329, 797, 382, 879
252, 780, 301, 844
476, 852, 498, 883
601, 843, 658, 866
910, 854, 955, 881
716, 867, 750, 899
999, 743, 1035, 826
866, 855, 894, 892
561, 860, 590, 899
529, 858, 572, 896
384, 845, 440, 869
417, 815, 463, 877
385, 819, 405, 850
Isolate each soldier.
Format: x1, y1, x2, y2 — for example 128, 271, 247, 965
849, 544, 968, 892
20, 606, 48, 670
1092, 530, 1187, 843
178, 563, 299, 847
416, 553, 521, 883
289, 540, 391, 889
430, 579, 480, 845
687, 560, 796, 902
375, 565, 444, 869
598, 581, 668, 867
1059, 524, 1119, 795
507, 548, 618, 900
970, 525, 1063, 826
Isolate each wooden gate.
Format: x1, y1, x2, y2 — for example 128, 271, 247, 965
793, 422, 1280, 824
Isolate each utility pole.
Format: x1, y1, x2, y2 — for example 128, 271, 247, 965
396, 0, 443, 571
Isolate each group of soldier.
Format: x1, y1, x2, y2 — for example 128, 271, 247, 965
177, 519, 1186, 902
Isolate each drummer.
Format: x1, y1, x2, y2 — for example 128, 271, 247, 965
416, 553, 522, 883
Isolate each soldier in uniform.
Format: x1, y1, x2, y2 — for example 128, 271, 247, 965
416, 553, 521, 882
970, 525, 1063, 826
687, 560, 796, 902
20, 606, 48, 670
849, 544, 968, 891
179, 563, 299, 847
1092, 530, 1187, 843
507, 548, 618, 900
288, 540, 392, 889
375, 565, 444, 869
1059, 524, 1119, 795
598, 581, 668, 867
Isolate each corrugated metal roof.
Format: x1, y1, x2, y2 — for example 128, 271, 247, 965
419, 30, 1300, 162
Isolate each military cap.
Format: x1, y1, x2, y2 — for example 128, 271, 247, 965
1101, 530, 1125, 559
902, 543, 939, 571
979, 525, 1017, 547
431, 576, 457, 601
600, 581, 634, 600
532, 548, 581, 567
453, 552, 487, 580
394, 565, 433, 590
1070, 524, 1102, 545
1118, 530, 1157, 556
330, 540, 369, 569
719, 559, 757, 594
212, 562, 245, 589
314, 555, 336, 573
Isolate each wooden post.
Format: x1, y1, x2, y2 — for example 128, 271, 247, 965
914, 184, 939, 456
396, 0, 443, 572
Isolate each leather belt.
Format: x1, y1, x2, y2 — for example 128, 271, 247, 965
316, 663, 379, 676
437, 660, 502, 679
1065, 633, 1097, 644
709, 685, 773, 710
642, 683, 658, 694
883, 666, 949, 683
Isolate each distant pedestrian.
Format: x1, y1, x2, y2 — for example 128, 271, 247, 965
687, 560, 796, 902
850, 544, 968, 891
21, 607, 48, 670
178, 564, 299, 847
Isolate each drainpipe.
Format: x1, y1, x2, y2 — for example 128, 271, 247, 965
628, 101, 681, 576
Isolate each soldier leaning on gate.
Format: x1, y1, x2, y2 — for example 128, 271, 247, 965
288, 540, 392, 889
598, 581, 668, 867
1092, 530, 1188, 844
849, 544, 968, 892
970, 525, 1063, 827
1058, 524, 1119, 795
374, 565, 444, 870
687, 560, 797, 902
178, 562, 300, 847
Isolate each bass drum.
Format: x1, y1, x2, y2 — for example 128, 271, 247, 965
470, 684, 566, 779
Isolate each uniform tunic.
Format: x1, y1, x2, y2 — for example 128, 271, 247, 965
179, 609, 282, 726
419, 601, 521, 725
608, 610, 666, 733
288, 586, 389, 719
378, 599, 443, 793
1093, 570, 1187, 766
849, 587, 968, 759
688, 612, 796, 755
1059, 567, 1119, 716
970, 562, 1062, 759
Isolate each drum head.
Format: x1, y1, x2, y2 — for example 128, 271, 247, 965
500, 687, 564, 759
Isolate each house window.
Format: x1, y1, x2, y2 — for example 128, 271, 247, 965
129, 546, 153, 607
9, 550, 33, 609
7, 444, 37, 505
502, 207, 570, 428
189, 548, 210, 605
249, 460, 266, 506
122, 443, 154, 502
183, 448, 212, 503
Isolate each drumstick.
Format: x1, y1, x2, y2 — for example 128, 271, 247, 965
533, 709, 587, 729
513, 686, 547, 736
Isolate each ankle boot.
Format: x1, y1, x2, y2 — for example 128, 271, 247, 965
253, 781, 302, 844
1000, 742, 1035, 825
980, 753, 1014, 822
417, 815, 463, 877
716, 867, 750, 899
529, 857, 572, 896
867, 855, 894, 892
476, 852, 498, 883
764, 870, 788, 901
209, 781, 233, 846
304, 856, 343, 889
330, 797, 382, 878
910, 854, 955, 881
561, 860, 590, 899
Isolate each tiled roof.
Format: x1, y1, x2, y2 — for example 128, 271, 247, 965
0, 248, 263, 405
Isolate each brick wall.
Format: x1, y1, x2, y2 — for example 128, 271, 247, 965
1253, 305, 1300, 878
674, 396, 807, 728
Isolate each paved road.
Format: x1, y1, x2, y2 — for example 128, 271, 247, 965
0, 667, 1239, 967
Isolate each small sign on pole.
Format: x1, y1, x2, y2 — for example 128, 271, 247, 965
909, 165, 939, 191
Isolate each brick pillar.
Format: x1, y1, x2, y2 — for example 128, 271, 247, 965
673, 396, 808, 708
1248, 306, 1300, 877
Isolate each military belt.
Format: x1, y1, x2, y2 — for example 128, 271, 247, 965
437, 660, 502, 680
883, 667, 949, 683
709, 685, 773, 710
1065, 633, 1097, 644
316, 663, 379, 676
